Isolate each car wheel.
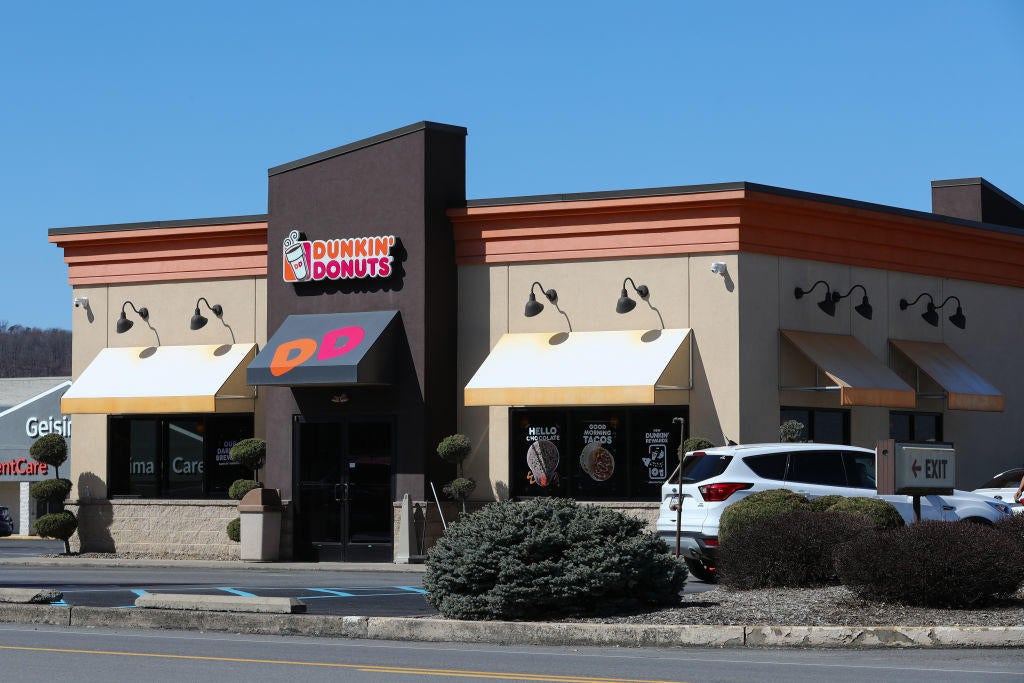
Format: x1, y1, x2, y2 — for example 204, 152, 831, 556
684, 558, 718, 583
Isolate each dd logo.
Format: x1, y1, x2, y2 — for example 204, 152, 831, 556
270, 326, 365, 377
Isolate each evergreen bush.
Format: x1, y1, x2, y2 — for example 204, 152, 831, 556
34, 510, 77, 551
229, 479, 264, 501
827, 496, 905, 530
229, 438, 266, 479
718, 510, 872, 589
423, 498, 686, 620
835, 520, 1024, 607
443, 477, 476, 503
29, 478, 72, 504
718, 489, 810, 542
779, 420, 806, 443
808, 494, 844, 512
679, 437, 716, 458
436, 434, 472, 466
227, 517, 241, 542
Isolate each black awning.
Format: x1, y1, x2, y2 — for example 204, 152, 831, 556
247, 310, 400, 386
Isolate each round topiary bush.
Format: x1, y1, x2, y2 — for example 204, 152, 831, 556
718, 489, 810, 542
29, 478, 72, 504
229, 438, 266, 476
681, 437, 716, 457
826, 496, 905, 530
808, 494, 845, 512
443, 477, 476, 502
779, 419, 806, 443
835, 520, 1024, 608
718, 510, 873, 589
29, 433, 68, 474
34, 510, 77, 554
226, 517, 241, 542
423, 497, 686, 620
228, 479, 264, 501
437, 434, 472, 467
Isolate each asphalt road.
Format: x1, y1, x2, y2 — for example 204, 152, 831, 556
0, 623, 1020, 683
0, 538, 716, 616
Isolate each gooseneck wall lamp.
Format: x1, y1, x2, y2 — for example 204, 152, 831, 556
900, 293, 967, 329
115, 301, 149, 334
794, 280, 836, 317
615, 277, 650, 314
524, 282, 558, 318
190, 297, 224, 330
833, 284, 873, 320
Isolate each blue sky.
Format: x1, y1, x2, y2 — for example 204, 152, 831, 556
2, 1, 1022, 330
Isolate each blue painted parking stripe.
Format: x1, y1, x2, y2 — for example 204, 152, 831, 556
116, 588, 149, 608
395, 585, 427, 594
49, 598, 67, 606
217, 587, 257, 597
305, 588, 355, 597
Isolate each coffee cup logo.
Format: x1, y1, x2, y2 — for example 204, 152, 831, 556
284, 230, 310, 281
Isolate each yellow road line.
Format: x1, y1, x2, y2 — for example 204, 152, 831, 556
0, 644, 685, 683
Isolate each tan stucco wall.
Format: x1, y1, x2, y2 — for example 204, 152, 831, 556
460, 250, 1024, 500
68, 277, 267, 501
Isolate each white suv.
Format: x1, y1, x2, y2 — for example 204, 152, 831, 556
656, 442, 1014, 582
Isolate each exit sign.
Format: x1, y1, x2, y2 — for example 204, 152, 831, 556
892, 443, 956, 495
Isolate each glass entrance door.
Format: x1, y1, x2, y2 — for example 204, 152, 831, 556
296, 418, 394, 562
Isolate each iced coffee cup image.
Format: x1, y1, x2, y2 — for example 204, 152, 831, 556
284, 230, 310, 281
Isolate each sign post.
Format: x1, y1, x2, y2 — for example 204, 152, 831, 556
876, 440, 956, 523
672, 417, 685, 558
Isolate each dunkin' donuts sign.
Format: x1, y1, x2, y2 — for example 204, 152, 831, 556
283, 230, 396, 282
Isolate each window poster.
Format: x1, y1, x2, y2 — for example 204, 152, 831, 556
630, 411, 683, 498
514, 411, 564, 496
572, 415, 624, 498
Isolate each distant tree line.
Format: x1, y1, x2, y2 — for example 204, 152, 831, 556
0, 322, 71, 377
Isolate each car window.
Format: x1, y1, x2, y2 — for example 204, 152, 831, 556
743, 452, 788, 481
843, 451, 876, 489
786, 450, 847, 486
677, 453, 732, 483
978, 470, 1024, 489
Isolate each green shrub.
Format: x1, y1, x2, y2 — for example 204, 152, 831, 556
718, 489, 810, 542
423, 498, 686, 620
228, 479, 263, 501
827, 496, 905, 530
227, 517, 241, 542
779, 420, 806, 443
29, 434, 68, 475
437, 434, 472, 468
719, 510, 873, 589
835, 521, 1024, 608
229, 438, 266, 477
29, 478, 72, 504
679, 437, 716, 458
34, 510, 77, 554
808, 494, 844, 512
443, 477, 476, 503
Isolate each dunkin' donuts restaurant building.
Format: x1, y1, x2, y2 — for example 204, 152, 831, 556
50, 122, 1024, 561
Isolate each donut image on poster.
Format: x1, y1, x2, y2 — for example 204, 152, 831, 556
526, 440, 560, 487
580, 441, 615, 482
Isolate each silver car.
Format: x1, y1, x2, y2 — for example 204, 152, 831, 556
657, 443, 1014, 583
972, 468, 1024, 515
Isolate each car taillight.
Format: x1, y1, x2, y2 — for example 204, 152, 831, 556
698, 482, 753, 502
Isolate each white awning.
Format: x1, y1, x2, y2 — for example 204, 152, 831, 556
890, 339, 1004, 412
464, 329, 691, 407
62, 344, 257, 414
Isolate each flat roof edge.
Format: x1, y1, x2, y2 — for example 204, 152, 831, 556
48, 214, 268, 237
268, 121, 468, 177
466, 181, 1024, 237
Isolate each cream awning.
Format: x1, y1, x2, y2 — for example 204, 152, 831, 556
890, 339, 1004, 412
781, 330, 916, 408
464, 329, 691, 407
62, 344, 257, 414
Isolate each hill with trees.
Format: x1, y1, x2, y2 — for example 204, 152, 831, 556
0, 323, 71, 376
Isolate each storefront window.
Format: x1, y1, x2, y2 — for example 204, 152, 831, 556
780, 407, 850, 445
510, 407, 685, 501
109, 414, 253, 498
889, 411, 942, 442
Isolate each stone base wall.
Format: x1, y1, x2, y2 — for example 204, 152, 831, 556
67, 499, 244, 559
393, 500, 660, 560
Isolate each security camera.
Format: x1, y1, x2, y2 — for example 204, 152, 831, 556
710, 262, 727, 276
73, 297, 89, 308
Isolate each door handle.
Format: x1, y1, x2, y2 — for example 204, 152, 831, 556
334, 483, 350, 502
941, 505, 955, 511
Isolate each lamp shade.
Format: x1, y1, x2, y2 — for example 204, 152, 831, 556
524, 293, 544, 317
817, 293, 836, 317
854, 296, 873, 320
921, 303, 939, 327
116, 313, 133, 334
190, 309, 208, 330
949, 306, 967, 330
616, 289, 636, 314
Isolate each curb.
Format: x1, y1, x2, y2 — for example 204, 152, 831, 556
0, 604, 1021, 649
0, 557, 426, 572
